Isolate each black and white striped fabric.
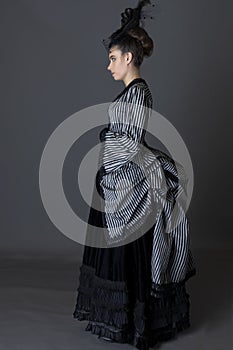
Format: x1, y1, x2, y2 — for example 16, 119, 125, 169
98, 78, 196, 285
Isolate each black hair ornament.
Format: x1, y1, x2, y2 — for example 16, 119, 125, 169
102, 0, 157, 52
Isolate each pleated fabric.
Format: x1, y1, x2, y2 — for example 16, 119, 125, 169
73, 78, 196, 350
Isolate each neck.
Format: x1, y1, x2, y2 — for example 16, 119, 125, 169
124, 73, 141, 87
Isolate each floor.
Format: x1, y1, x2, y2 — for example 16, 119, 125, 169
0, 249, 232, 350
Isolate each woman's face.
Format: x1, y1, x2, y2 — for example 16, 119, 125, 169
107, 46, 130, 81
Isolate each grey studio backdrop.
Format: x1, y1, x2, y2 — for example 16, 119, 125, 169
0, 1, 233, 350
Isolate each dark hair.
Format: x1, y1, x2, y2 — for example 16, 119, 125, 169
109, 27, 154, 67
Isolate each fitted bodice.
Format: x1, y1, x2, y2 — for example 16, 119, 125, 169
104, 78, 153, 144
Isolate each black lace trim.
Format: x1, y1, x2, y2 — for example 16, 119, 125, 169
73, 263, 192, 350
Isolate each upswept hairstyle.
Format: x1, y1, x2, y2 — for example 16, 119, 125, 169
103, 0, 155, 67
108, 27, 154, 67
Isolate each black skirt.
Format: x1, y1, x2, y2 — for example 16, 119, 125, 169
73, 165, 194, 350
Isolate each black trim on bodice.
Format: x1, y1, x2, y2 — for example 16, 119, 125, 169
113, 78, 148, 102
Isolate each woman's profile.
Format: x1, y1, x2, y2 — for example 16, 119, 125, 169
73, 1, 196, 349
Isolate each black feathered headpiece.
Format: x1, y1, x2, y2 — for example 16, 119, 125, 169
102, 0, 156, 52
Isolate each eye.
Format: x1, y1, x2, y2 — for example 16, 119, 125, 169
110, 57, 116, 62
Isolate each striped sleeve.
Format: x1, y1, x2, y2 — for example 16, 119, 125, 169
102, 85, 151, 173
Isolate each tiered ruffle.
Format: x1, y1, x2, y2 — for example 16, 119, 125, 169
73, 263, 192, 350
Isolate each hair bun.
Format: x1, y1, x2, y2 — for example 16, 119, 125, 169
127, 27, 154, 57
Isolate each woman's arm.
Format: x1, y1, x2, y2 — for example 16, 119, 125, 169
101, 85, 152, 173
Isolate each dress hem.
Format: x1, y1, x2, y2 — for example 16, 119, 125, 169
73, 263, 194, 350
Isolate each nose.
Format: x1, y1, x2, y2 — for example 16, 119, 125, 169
107, 62, 111, 71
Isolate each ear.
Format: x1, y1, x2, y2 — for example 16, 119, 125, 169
124, 52, 133, 64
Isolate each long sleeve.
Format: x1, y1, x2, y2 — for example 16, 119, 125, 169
101, 85, 152, 173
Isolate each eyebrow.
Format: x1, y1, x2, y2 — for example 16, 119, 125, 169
109, 54, 115, 59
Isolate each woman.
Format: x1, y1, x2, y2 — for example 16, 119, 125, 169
73, 1, 196, 349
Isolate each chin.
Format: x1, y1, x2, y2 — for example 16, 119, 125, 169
113, 75, 120, 81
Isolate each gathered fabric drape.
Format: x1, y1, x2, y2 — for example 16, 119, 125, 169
97, 81, 195, 285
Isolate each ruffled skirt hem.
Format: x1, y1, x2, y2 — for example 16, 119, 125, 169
73, 264, 195, 350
